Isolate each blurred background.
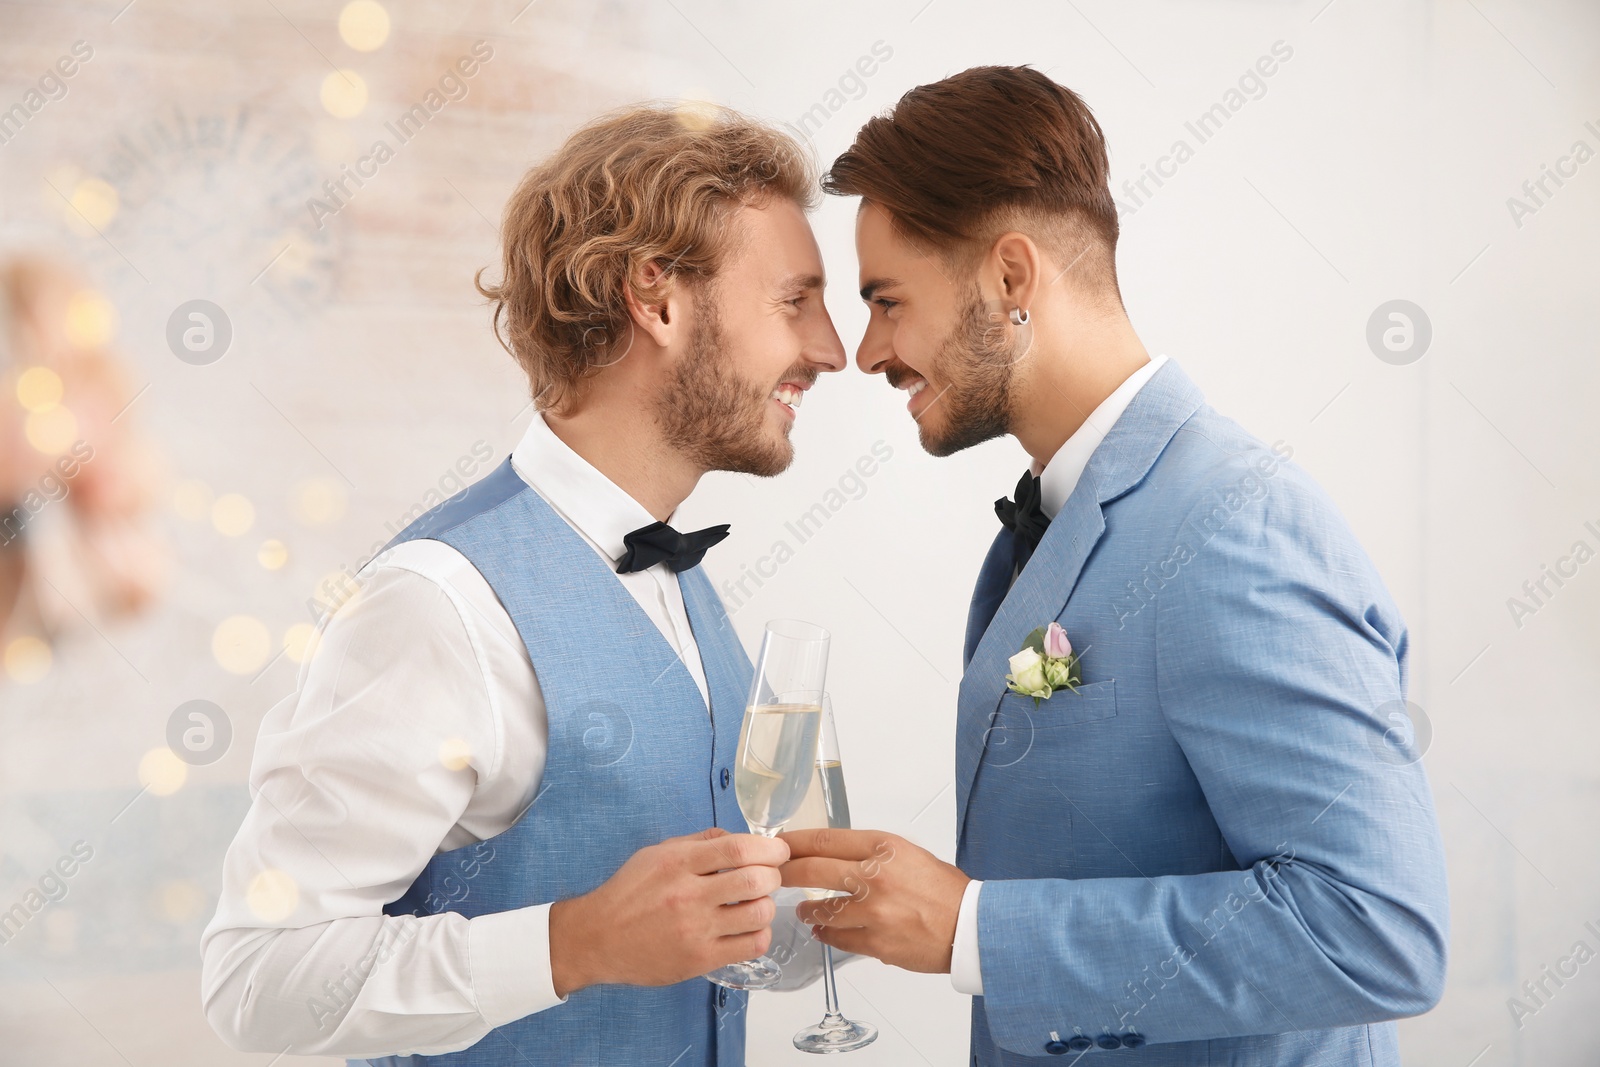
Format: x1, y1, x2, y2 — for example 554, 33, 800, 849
0, 0, 1595, 1064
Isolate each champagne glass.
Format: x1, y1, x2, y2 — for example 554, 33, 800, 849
793, 695, 877, 1053
706, 621, 830, 991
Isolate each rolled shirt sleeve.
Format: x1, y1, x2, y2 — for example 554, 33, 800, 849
201, 551, 564, 1057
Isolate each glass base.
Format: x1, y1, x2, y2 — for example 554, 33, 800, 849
705, 954, 782, 990
794, 1014, 878, 1053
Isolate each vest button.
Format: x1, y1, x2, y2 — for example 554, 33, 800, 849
1121, 1033, 1146, 1049
720, 767, 731, 789
1067, 1036, 1094, 1052
1096, 1033, 1122, 1050
716, 986, 728, 1008
1043, 1039, 1069, 1054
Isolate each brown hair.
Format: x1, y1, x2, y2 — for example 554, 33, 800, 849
824, 66, 1120, 299
478, 103, 816, 412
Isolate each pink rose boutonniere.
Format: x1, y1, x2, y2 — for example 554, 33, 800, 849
1004, 621, 1083, 705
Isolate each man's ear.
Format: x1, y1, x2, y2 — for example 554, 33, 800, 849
623, 259, 684, 350
983, 232, 1042, 317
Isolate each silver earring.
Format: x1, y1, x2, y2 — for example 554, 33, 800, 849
1009, 307, 1030, 327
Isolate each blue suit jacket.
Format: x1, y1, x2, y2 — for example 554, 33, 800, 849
956, 361, 1448, 1064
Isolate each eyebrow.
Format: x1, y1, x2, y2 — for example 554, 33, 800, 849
859, 277, 901, 302
777, 272, 825, 293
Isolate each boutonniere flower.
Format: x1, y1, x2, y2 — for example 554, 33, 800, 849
1005, 622, 1082, 704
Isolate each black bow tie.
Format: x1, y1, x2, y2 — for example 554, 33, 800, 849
617, 520, 730, 574
995, 470, 1050, 571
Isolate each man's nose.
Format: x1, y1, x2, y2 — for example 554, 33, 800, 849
807, 307, 848, 373
855, 319, 891, 375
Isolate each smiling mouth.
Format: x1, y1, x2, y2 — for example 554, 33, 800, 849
896, 376, 930, 412
770, 382, 805, 415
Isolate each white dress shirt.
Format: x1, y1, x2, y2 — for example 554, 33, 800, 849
201, 414, 712, 1058
949, 354, 1169, 997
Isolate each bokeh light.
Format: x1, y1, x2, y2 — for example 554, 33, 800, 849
212, 615, 271, 674
274, 233, 316, 277
291, 478, 346, 525
4, 636, 52, 683
15, 366, 63, 413
339, 1, 390, 51
64, 289, 118, 348
25, 405, 77, 454
69, 177, 119, 229
247, 869, 299, 922
158, 879, 208, 923
257, 538, 289, 570
282, 622, 319, 664
138, 747, 188, 796
674, 93, 720, 131
320, 70, 369, 118
211, 493, 255, 537
439, 737, 471, 771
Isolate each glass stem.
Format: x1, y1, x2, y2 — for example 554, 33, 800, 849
821, 943, 842, 1019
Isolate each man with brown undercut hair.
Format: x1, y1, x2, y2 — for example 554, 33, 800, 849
782, 66, 1448, 1066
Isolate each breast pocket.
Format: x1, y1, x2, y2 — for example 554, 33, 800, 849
996, 678, 1118, 731
979, 680, 1118, 772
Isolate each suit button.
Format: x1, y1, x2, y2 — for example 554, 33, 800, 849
1044, 1039, 1069, 1055
720, 767, 731, 789
1097, 1034, 1122, 1050
1068, 1036, 1094, 1052
1121, 1033, 1146, 1049
716, 986, 728, 1008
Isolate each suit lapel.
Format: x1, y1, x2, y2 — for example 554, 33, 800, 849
953, 359, 1208, 844
963, 530, 1014, 669
955, 479, 1106, 842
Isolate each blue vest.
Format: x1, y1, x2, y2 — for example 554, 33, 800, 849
354, 458, 752, 1067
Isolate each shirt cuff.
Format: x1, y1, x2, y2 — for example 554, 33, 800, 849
466, 903, 566, 1028
950, 879, 984, 996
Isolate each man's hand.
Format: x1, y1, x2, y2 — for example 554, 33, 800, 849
779, 828, 970, 974
549, 827, 787, 996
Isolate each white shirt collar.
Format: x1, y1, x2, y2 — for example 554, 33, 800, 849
509, 414, 661, 563
1035, 354, 1169, 519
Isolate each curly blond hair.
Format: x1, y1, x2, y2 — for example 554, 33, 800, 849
477, 102, 817, 413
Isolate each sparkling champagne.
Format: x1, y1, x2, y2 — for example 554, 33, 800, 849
795, 759, 854, 901
735, 702, 822, 834
791, 759, 851, 830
